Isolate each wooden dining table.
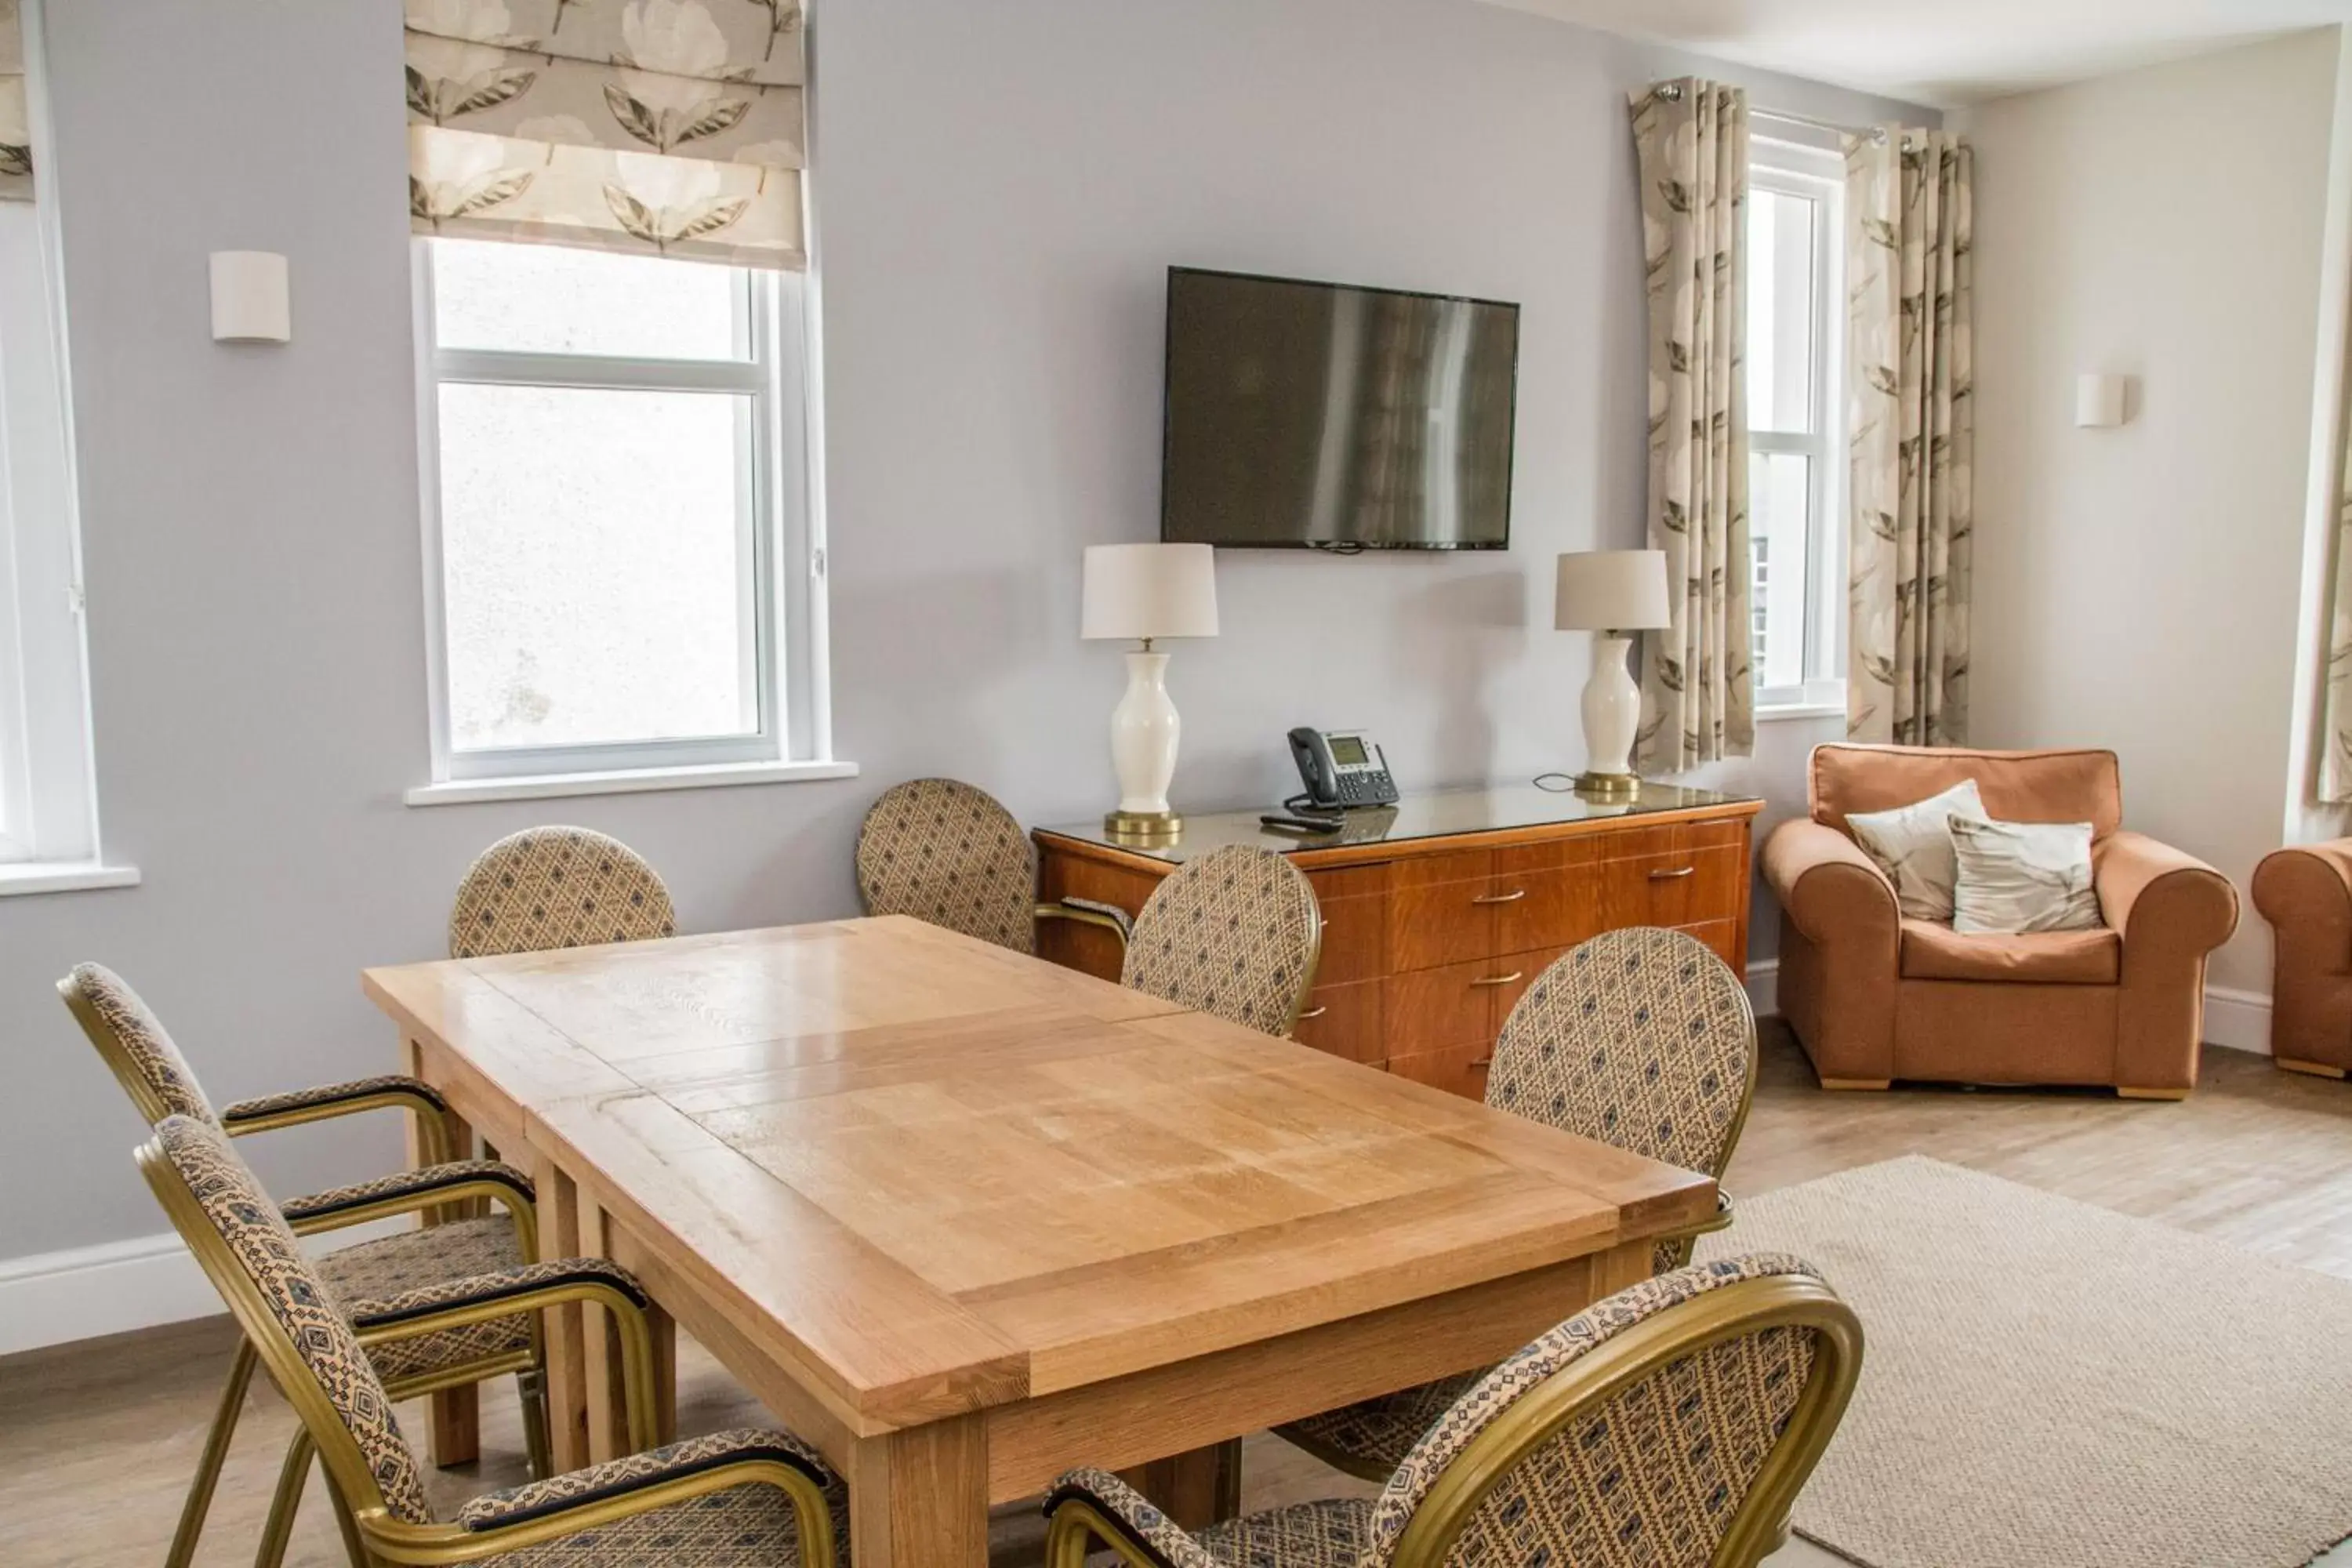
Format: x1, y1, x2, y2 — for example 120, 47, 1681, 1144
362, 914, 1715, 1566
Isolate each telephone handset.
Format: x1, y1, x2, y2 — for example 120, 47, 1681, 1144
1287, 728, 1400, 810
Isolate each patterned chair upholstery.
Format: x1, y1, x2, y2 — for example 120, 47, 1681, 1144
448, 826, 676, 960
59, 963, 550, 1568
141, 1115, 847, 1567
1278, 927, 1757, 1478
1120, 844, 1323, 1036
1044, 1254, 1862, 1568
855, 777, 1133, 953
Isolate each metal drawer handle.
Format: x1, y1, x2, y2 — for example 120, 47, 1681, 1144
1471, 888, 1528, 905
1471, 1055, 1493, 1069
1649, 865, 1697, 881
1297, 1004, 1330, 1020
1470, 971, 1524, 988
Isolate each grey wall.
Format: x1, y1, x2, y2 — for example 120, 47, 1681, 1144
7, 0, 1922, 1264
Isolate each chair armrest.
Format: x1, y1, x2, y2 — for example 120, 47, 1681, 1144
221, 1074, 455, 1163
2094, 831, 2238, 953
2253, 842, 2352, 961
1038, 898, 1133, 945
1043, 1467, 1222, 1568
1760, 820, 1898, 946
281, 1160, 536, 1258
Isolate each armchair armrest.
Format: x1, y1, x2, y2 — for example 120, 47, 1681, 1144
2253, 843, 2352, 1071
2094, 832, 2238, 953
1760, 820, 1897, 946
1038, 897, 1133, 944
281, 1160, 536, 1257
221, 1073, 454, 1164
1043, 1466, 1222, 1568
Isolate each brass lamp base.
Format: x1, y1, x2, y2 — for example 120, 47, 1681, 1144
1573, 771, 1640, 799
1105, 808, 1181, 840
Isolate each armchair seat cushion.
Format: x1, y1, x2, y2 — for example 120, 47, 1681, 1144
1193, 1497, 1374, 1566
1898, 920, 2120, 985
318, 1217, 529, 1384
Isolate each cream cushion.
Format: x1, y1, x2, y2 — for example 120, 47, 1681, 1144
1845, 779, 1989, 922
1950, 817, 2101, 935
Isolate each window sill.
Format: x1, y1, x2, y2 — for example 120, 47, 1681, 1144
405, 758, 860, 808
1756, 701, 1847, 724
0, 860, 142, 897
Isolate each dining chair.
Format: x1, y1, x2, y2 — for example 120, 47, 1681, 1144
139, 1112, 847, 1568
1278, 925, 1757, 1479
448, 825, 676, 960
1045, 1253, 1861, 1568
60, 963, 550, 1568
1120, 843, 1324, 1036
855, 776, 1133, 952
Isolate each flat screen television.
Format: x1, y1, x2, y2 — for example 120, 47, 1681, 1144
1160, 267, 1519, 550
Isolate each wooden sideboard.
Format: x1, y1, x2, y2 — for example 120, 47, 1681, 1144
1034, 784, 1763, 1100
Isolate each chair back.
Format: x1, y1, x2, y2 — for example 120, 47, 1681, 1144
60, 963, 219, 1127
855, 778, 1040, 953
448, 826, 676, 959
1489, 927, 1756, 1179
1809, 742, 2123, 843
1363, 1253, 1863, 1568
138, 1114, 433, 1527
1120, 844, 1322, 1036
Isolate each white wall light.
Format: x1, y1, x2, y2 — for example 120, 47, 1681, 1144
209, 251, 291, 343
2075, 372, 2129, 428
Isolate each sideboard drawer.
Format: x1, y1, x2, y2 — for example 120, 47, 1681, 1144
1388, 1037, 1495, 1101
1389, 870, 1501, 973
1602, 845, 1745, 928
1311, 884, 1389, 986
1291, 979, 1384, 1065
1385, 954, 1526, 1056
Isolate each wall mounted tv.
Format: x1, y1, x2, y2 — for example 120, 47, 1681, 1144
1160, 267, 1519, 551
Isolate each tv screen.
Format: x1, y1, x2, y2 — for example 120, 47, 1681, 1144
1161, 267, 1519, 550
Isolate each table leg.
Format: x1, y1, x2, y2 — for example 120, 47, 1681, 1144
646, 1300, 679, 1446
539, 1163, 592, 1473
402, 1036, 480, 1468
577, 1192, 634, 1465
1120, 1439, 1241, 1529
847, 1414, 989, 1567
1598, 1237, 1653, 1295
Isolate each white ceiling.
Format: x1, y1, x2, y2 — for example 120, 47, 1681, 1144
1479, 0, 2352, 107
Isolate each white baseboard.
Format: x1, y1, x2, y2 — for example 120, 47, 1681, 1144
1744, 956, 2274, 1056
0, 1214, 410, 1358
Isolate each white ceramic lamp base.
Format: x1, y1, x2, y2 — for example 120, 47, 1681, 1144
1576, 633, 1641, 798
1106, 649, 1182, 836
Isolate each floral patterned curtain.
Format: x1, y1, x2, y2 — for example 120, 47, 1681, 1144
406, 0, 804, 268
2315, 400, 2352, 800
1846, 129, 1973, 745
1630, 79, 1753, 771
0, 0, 31, 202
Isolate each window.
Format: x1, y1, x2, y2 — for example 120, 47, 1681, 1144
1747, 133, 1846, 712
413, 239, 840, 799
0, 2, 125, 890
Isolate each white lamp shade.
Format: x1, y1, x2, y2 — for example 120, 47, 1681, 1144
209, 251, 291, 343
1555, 549, 1671, 632
1081, 543, 1220, 641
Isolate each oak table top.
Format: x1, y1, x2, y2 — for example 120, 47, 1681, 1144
364, 914, 1717, 1565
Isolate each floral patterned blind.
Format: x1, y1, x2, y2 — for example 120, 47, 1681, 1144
0, 0, 31, 202
406, 0, 804, 268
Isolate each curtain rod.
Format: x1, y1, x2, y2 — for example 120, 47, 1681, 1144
1656, 83, 1891, 143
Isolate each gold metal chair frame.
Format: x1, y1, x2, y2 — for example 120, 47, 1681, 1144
1036, 898, 1134, 946
1047, 1273, 1864, 1568
139, 1134, 840, 1568
60, 973, 550, 1568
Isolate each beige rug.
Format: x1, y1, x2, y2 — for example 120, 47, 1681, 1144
1698, 1156, 2352, 1568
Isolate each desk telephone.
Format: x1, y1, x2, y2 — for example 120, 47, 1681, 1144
1287, 728, 1400, 811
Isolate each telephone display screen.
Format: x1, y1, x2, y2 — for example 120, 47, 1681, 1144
1328, 735, 1369, 766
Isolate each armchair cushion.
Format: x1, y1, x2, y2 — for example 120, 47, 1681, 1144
278, 1159, 535, 1225
1042, 1468, 1222, 1568
220, 1073, 447, 1124
1899, 920, 2119, 985
1193, 1500, 1374, 1566
317, 1218, 531, 1385
459, 1427, 837, 1531
348, 1259, 642, 1386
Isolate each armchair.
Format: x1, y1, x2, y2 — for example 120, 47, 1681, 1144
1763, 745, 2238, 1097
2252, 840, 2352, 1079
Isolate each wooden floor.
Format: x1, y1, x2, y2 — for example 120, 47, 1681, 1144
5, 1025, 2350, 1567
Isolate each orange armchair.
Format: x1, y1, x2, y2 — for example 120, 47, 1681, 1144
2252, 840, 2352, 1080
1763, 745, 2238, 1098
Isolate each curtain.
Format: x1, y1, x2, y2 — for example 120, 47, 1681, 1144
0, 0, 30, 202
405, 0, 804, 268
1630, 79, 1753, 772
2316, 397, 2352, 800
1846, 129, 1973, 745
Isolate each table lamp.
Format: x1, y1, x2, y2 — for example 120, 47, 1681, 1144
1081, 543, 1220, 837
1555, 550, 1671, 798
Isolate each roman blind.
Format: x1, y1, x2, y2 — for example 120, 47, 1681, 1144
0, 0, 30, 202
405, 0, 804, 268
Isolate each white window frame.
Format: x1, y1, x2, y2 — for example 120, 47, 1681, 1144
0, 0, 130, 892
410, 241, 847, 803
1749, 132, 1848, 717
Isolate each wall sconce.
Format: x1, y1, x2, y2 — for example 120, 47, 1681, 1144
209, 251, 291, 343
2075, 373, 2129, 428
